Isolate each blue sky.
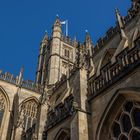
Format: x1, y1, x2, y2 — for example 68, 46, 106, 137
0, 0, 131, 81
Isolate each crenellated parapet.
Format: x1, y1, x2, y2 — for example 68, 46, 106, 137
93, 2, 140, 55
61, 35, 78, 46
94, 26, 118, 53
22, 80, 39, 92
0, 71, 39, 92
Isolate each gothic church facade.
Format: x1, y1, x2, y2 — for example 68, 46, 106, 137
0, 0, 140, 140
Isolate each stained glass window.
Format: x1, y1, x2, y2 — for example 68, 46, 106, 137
132, 130, 140, 140
112, 122, 121, 138
133, 108, 140, 127
0, 93, 5, 127
122, 114, 132, 133
110, 101, 140, 140
120, 135, 128, 140
19, 99, 38, 131
124, 101, 133, 113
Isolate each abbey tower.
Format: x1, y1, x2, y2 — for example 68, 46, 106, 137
0, 0, 140, 140
36, 17, 77, 86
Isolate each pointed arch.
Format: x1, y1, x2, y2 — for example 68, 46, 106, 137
19, 96, 39, 132
19, 96, 39, 106
54, 128, 70, 140
0, 86, 10, 110
96, 87, 140, 140
96, 48, 116, 76
0, 86, 10, 138
101, 48, 115, 68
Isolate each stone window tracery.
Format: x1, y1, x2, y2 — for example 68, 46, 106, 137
109, 101, 140, 140
20, 99, 38, 131
0, 93, 5, 127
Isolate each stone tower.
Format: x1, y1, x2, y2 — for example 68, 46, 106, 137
36, 16, 77, 86
48, 16, 62, 85
0, 1, 140, 140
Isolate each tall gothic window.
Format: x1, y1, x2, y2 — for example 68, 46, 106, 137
20, 99, 38, 131
0, 93, 5, 127
109, 101, 140, 140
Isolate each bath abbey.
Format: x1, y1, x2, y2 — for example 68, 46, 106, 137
0, 0, 140, 140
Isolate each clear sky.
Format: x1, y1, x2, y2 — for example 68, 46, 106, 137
0, 0, 131, 81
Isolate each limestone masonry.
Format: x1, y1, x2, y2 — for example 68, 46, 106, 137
0, 0, 140, 140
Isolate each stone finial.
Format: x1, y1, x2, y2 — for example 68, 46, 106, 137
17, 66, 24, 87
52, 15, 62, 38
85, 30, 92, 45
85, 31, 94, 68
116, 8, 124, 29
73, 36, 78, 47
116, 8, 127, 39
54, 15, 61, 27
42, 31, 49, 44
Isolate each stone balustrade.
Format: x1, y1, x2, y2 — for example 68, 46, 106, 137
88, 37, 140, 100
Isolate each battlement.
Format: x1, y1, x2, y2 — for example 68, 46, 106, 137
93, 3, 140, 55
0, 70, 39, 92
61, 35, 78, 46
58, 3, 140, 56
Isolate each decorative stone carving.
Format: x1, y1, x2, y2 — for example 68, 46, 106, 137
75, 43, 90, 70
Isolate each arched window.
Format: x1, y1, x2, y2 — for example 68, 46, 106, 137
109, 101, 140, 140
0, 93, 6, 127
19, 99, 38, 131
56, 131, 70, 140
54, 129, 70, 140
